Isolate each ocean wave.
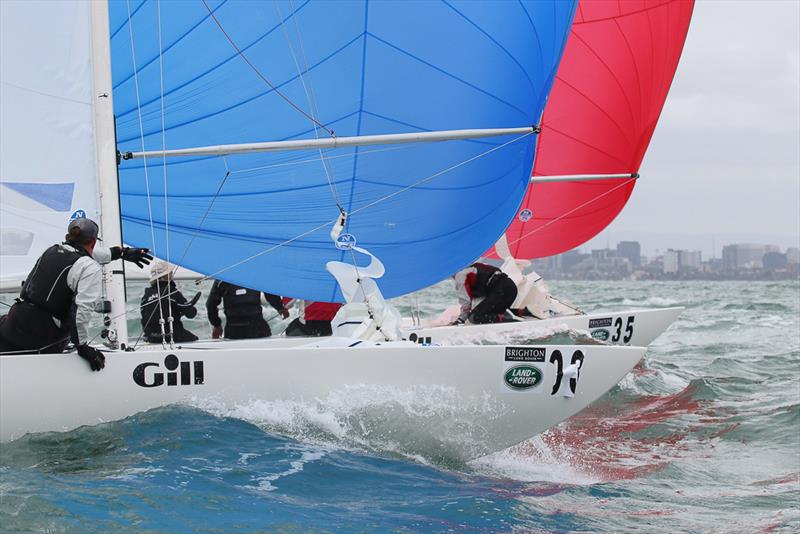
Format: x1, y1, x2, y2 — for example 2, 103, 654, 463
437, 323, 598, 346
191, 385, 510, 466
252, 446, 328, 492
470, 435, 601, 486
722, 302, 792, 312
621, 296, 681, 307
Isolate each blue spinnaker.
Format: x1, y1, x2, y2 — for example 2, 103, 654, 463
111, 0, 575, 301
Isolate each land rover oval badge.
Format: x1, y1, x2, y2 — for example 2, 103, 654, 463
591, 329, 610, 341
504, 365, 542, 390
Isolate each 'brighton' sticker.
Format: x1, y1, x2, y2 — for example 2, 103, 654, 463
505, 346, 545, 362
518, 208, 533, 222
588, 317, 612, 328
335, 233, 357, 250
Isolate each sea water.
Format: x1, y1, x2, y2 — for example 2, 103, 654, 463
0, 280, 798, 532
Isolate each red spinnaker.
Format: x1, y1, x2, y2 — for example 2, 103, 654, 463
496, 0, 694, 259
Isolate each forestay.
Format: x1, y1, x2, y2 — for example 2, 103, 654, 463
497, 0, 694, 259
110, 0, 576, 301
0, 1, 100, 290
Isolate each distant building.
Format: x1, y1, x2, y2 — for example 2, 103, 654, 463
617, 241, 641, 266
763, 252, 788, 270
663, 250, 680, 274
722, 243, 767, 270
539, 241, 798, 280
680, 250, 702, 271
561, 250, 588, 272
591, 248, 614, 261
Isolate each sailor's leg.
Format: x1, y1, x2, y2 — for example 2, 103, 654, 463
225, 318, 270, 339
284, 318, 309, 337
470, 278, 518, 324
304, 320, 333, 336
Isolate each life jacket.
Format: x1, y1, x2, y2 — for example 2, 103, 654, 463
218, 282, 263, 320
305, 302, 342, 322
464, 262, 503, 299
20, 244, 87, 322
140, 281, 191, 335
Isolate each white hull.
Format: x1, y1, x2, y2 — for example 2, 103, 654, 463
0, 341, 644, 460
405, 307, 683, 347
123, 307, 681, 352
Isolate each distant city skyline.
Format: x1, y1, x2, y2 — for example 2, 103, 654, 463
580, 231, 799, 260
532, 239, 798, 281
582, 1, 799, 248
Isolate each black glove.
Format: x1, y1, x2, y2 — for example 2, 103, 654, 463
77, 344, 105, 372
110, 246, 152, 268
123, 247, 153, 268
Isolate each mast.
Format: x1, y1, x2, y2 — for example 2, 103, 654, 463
90, 0, 128, 349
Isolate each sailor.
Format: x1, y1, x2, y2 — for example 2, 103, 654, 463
140, 260, 200, 344
206, 281, 290, 339
452, 262, 518, 324
284, 300, 342, 337
0, 218, 152, 371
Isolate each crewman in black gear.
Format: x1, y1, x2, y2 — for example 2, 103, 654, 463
0, 217, 152, 371
206, 281, 289, 339
452, 262, 519, 324
140, 260, 200, 344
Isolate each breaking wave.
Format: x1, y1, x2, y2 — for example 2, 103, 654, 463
191, 384, 511, 467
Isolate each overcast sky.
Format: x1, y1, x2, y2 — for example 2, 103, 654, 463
583, 0, 800, 258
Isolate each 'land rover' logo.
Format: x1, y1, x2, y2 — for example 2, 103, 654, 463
133, 354, 204, 388
591, 329, 610, 341
504, 365, 543, 390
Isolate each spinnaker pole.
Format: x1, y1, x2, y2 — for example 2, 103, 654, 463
121, 126, 538, 160
531, 173, 639, 183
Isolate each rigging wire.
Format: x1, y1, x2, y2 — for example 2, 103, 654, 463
227, 144, 409, 176
174, 164, 232, 270
200, 0, 334, 137
274, 0, 343, 212
275, 0, 373, 324
156, 0, 175, 348
196, 130, 535, 283
138, 146, 411, 276
505, 175, 638, 250
125, 0, 168, 348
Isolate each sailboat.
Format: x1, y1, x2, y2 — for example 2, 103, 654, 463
407, 0, 694, 347
0, 0, 647, 461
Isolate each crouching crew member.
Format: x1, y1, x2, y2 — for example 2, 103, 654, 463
452, 262, 518, 324
206, 281, 289, 339
0, 218, 151, 371
284, 300, 342, 337
141, 260, 200, 344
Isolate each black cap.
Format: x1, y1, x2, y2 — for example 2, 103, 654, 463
66, 217, 101, 242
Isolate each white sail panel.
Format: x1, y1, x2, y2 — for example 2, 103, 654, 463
0, 0, 100, 289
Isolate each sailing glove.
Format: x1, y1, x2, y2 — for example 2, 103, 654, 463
177, 292, 201, 319
77, 344, 106, 372
110, 246, 153, 268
